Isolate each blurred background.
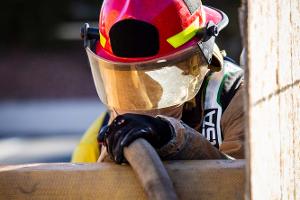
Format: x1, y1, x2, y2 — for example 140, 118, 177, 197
0, 0, 242, 164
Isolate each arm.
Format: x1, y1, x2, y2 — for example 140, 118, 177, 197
157, 116, 228, 160
97, 91, 245, 163
157, 85, 245, 160
219, 85, 245, 159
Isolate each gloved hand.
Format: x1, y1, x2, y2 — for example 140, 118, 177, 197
97, 113, 172, 164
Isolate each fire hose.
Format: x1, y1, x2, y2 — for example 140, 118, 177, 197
123, 138, 178, 200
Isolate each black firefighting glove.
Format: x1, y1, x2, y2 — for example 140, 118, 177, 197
97, 113, 172, 164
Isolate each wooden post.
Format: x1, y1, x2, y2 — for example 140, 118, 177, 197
245, 0, 300, 199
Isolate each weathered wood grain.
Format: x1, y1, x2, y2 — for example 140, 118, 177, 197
245, 0, 300, 199
0, 160, 245, 200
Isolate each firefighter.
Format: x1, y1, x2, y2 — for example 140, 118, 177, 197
72, 0, 244, 163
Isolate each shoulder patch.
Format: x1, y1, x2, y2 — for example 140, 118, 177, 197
201, 108, 221, 147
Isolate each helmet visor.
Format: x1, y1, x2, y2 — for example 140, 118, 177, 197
86, 45, 209, 111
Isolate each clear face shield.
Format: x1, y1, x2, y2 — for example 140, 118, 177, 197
86, 45, 209, 113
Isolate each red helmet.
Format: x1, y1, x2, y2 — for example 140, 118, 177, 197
81, 0, 228, 111
93, 0, 227, 63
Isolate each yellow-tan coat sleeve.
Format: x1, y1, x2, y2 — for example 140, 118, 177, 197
71, 113, 106, 163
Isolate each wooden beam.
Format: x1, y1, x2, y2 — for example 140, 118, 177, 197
0, 160, 245, 200
245, 0, 300, 199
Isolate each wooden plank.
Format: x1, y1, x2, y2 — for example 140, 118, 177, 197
293, 85, 300, 200
291, 1, 300, 199
277, 2, 295, 199
0, 160, 245, 200
246, 1, 281, 199
245, 0, 300, 199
